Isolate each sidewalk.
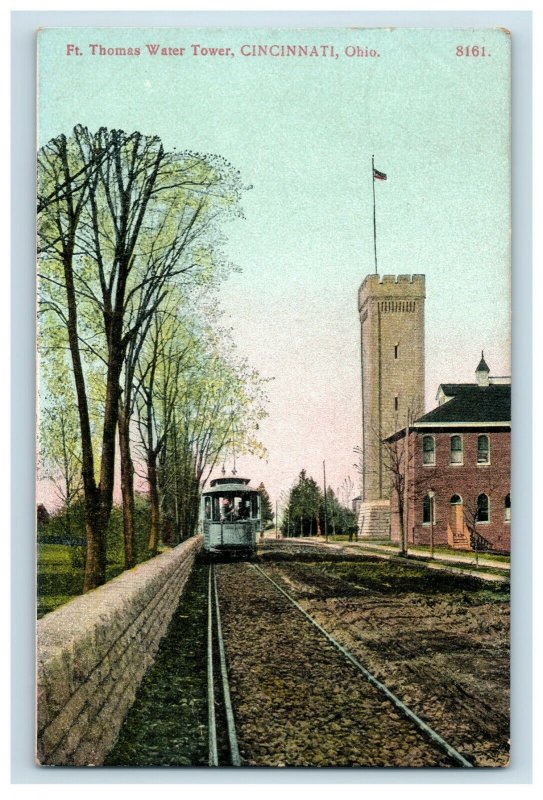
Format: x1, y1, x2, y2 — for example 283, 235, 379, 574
343, 539, 510, 571
282, 536, 510, 583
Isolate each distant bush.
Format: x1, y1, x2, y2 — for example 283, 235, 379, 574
37, 493, 157, 617
105, 494, 152, 565
37, 494, 153, 564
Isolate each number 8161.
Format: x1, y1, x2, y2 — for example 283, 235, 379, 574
456, 45, 489, 57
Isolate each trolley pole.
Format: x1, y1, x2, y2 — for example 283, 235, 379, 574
323, 460, 329, 543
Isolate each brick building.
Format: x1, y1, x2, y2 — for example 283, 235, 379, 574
386, 355, 511, 554
357, 274, 426, 537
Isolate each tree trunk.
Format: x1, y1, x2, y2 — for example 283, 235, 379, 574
147, 451, 160, 555
81, 488, 107, 591
118, 407, 136, 569
398, 497, 407, 557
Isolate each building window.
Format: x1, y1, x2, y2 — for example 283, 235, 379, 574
394, 396, 399, 411
476, 493, 489, 523
450, 494, 462, 505
450, 435, 463, 464
394, 344, 399, 359
423, 494, 435, 524
422, 435, 435, 465
477, 434, 490, 464
504, 493, 511, 523
423, 495, 431, 524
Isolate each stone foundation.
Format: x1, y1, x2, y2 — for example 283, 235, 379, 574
37, 535, 202, 766
358, 500, 391, 539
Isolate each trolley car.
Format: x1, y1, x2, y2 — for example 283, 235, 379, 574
201, 477, 261, 556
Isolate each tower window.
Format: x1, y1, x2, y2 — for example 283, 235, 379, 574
394, 344, 399, 359
450, 435, 463, 464
504, 493, 511, 522
394, 396, 399, 411
477, 434, 490, 464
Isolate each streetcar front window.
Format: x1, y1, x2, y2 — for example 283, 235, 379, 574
220, 496, 234, 520
238, 497, 250, 519
212, 495, 221, 521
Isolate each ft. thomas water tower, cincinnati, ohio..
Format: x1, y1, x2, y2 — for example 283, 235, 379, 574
357, 273, 426, 538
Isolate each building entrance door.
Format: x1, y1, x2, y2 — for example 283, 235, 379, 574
448, 495, 468, 549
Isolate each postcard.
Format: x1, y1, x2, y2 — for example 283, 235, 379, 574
36, 26, 511, 768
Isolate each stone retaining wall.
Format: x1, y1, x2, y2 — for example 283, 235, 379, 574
37, 535, 202, 766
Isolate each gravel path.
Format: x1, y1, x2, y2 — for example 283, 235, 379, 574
216, 562, 455, 768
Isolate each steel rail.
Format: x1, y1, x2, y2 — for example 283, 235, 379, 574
251, 563, 473, 769
207, 566, 219, 766
213, 566, 241, 766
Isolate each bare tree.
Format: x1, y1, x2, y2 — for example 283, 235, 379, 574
381, 437, 409, 556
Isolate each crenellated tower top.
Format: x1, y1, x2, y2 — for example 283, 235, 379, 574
358, 274, 426, 312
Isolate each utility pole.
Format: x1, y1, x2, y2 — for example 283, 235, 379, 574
275, 498, 278, 539
402, 409, 410, 557
323, 460, 329, 542
428, 489, 435, 559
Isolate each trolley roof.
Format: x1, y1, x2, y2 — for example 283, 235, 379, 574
203, 477, 259, 495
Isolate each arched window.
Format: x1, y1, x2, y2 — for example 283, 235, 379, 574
423, 495, 431, 524
450, 494, 463, 505
476, 493, 489, 523
450, 435, 463, 464
423, 494, 435, 524
504, 493, 511, 522
477, 434, 490, 464
422, 435, 435, 465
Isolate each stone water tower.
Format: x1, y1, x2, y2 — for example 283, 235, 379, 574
358, 274, 426, 537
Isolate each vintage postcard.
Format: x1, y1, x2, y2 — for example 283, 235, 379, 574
36, 27, 511, 768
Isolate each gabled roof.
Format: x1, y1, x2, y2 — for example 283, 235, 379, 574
415, 384, 510, 426
439, 383, 475, 398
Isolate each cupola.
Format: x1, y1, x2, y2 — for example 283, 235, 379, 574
476, 351, 490, 387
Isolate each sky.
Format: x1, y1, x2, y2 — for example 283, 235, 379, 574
37, 26, 511, 512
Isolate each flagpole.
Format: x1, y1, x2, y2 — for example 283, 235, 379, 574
372, 154, 377, 274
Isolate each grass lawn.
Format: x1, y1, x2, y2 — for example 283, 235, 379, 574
351, 539, 509, 564
36, 542, 169, 618
408, 545, 510, 563
37, 544, 132, 618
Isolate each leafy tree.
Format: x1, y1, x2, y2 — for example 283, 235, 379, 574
256, 483, 274, 529
132, 301, 269, 547
320, 488, 358, 539
281, 470, 322, 537
38, 125, 246, 589
38, 343, 84, 540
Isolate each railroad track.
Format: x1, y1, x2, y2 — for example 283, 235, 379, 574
263, 558, 510, 743
207, 564, 241, 766
250, 562, 474, 768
